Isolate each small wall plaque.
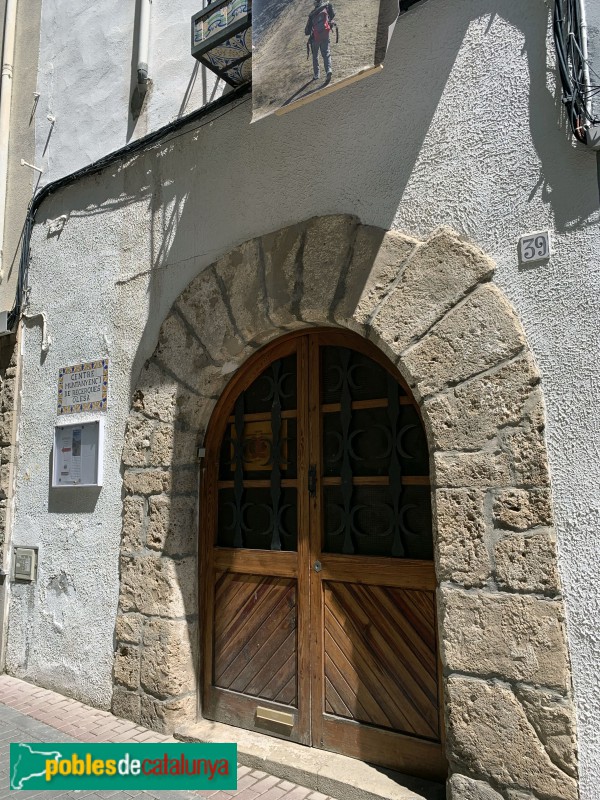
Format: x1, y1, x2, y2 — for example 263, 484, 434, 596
519, 231, 552, 264
58, 359, 108, 415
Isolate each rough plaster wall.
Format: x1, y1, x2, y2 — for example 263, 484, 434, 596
6, 0, 600, 795
35, 0, 223, 185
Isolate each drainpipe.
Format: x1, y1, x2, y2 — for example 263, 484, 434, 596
137, 0, 151, 95
0, 0, 18, 283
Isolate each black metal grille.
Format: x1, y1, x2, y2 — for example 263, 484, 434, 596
215, 342, 432, 560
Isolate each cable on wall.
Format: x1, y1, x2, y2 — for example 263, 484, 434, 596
7, 84, 251, 331
554, 0, 600, 147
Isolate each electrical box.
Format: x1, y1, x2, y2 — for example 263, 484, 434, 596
52, 418, 104, 487
14, 547, 37, 581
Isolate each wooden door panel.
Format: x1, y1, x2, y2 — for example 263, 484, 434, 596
320, 716, 447, 782
214, 548, 297, 578
202, 330, 445, 776
317, 553, 436, 590
214, 572, 298, 706
323, 581, 439, 740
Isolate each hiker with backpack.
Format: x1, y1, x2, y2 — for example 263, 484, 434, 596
305, 0, 336, 83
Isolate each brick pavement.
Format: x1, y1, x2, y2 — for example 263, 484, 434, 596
0, 674, 337, 800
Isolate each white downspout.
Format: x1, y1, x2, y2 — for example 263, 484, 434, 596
137, 0, 151, 95
0, 0, 18, 283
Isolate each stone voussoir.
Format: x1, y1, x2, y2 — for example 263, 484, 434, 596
447, 774, 504, 800
155, 308, 217, 384
133, 361, 179, 424
260, 222, 307, 329
175, 264, 246, 363
493, 488, 553, 531
332, 225, 417, 327
440, 587, 571, 691
140, 617, 197, 698
214, 237, 274, 345
494, 528, 560, 595
300, 215, 360, 323
119, 553, 196, 618
402, 283, 526, 397
498, 395, 551, 487
356, 228, 419, 323
424, 352, 539, 452
514, 683, 579, 779
370, 227, 495, 356
140, 692, 197, 734
446, 676, 577, 800
434, 489, 491, 588
121, 495, 146, 552
433, 450, 511, 489
116, 217, 578, 790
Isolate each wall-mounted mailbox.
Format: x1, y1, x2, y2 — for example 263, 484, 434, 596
52, 418, 104, 488
14, 547, 37, 581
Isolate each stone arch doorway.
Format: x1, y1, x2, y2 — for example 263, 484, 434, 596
115, 216, 578, 800
200, 328, 445, 781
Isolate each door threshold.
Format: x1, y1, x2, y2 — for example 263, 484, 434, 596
174, 719, 444, 800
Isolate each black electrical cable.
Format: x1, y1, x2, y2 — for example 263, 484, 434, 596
7, 83, 252, 330
553, 0, 600, 146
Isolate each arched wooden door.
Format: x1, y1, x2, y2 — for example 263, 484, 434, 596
200, 330, 446, 781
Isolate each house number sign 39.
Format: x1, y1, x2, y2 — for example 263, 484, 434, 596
519, 231, 552, 263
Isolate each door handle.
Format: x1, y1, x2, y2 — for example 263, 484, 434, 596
308, 464, 317, 497
313, 560, 322, 573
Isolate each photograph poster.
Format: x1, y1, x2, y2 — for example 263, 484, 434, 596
251, 0, 399, 121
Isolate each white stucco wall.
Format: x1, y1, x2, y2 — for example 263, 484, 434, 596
35, 0, 224, 184
5, 0, 600, 796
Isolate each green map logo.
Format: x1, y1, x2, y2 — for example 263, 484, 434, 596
10, 742, 237, 790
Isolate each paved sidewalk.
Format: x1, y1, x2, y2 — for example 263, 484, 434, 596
0, 674, 337, 800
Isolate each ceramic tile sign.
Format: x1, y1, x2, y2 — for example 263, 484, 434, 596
251, 0, 399, 121
58, 359, 108, 415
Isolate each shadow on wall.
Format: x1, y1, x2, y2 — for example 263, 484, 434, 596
495, 4, 600, 231
30, 0, 599, 729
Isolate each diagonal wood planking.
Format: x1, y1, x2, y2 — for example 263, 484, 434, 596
214, 573, 298, 706
324, 581, 439, 740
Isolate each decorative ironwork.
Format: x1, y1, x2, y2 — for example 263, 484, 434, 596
308, 465, 317, 498
216, 341, 431, 559
387, 370, 404, 557
191, 0, 252, 88
321, 346, 432, 559
232, 392, 245, 547
339, 349, 355, 554
217, 357, 297, 550
269, 359, 283, 551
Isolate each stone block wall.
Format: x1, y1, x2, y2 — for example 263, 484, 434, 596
0, 333, 18, 561
114, 216, 579, 799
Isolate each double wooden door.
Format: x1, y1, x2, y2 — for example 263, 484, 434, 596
201, 330, 446, 781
